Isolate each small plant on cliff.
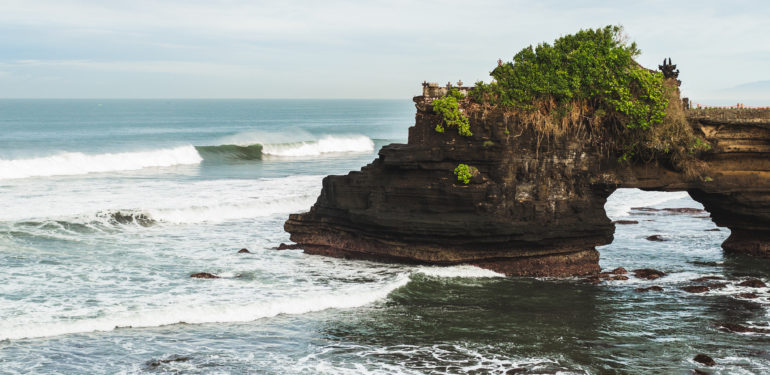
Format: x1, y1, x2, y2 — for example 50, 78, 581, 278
454, 163, 477, 184
433, 88, 472, 136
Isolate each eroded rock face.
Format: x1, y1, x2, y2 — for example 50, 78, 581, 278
284, 92, 770, 276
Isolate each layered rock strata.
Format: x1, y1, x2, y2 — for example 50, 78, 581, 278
285, 92, 770, 276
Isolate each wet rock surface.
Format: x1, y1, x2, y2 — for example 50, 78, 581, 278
693, 354, 716, 366
738, 278, 767, 288
237, 248, 251, 254
682, 285, 710, 293
635, 286, 664, 292
633, 268, 666, 280
646, 235, 668, 242
190, 272, 219, 279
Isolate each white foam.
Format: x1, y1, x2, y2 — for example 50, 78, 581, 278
416, 265, 506, 278
605, 188, 692, 218
261, 135, 374, 157
0, 275, 410, 341
0, 146, 202, 180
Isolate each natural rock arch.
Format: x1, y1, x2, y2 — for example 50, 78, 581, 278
284, 90, 770, 276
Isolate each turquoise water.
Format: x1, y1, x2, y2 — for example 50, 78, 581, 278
0, 100, 768, 374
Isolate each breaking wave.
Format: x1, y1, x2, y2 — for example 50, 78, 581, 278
0, 135, 374, 180
0, 275, 410, 341
0, 146, 202, 180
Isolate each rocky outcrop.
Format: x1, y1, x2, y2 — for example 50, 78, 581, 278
284, 89, 770, 276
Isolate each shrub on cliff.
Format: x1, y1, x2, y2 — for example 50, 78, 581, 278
433, 87, 472, 136
454, 163, 477, 184
469, 25, 709, 176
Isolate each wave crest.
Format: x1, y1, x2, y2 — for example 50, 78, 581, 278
0, 146, 202, 180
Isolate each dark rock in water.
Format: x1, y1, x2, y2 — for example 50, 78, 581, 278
717, 322, 770, 333
276, 242, 302, 250
597, 272, 612, 279
737, 292, 758, 299
662, 208, 707, 214
689, 261, 721, 267
691, 276, 724, 282
238, 248, 251, 254
109, 211, 156, 227
632, 207, 661, 212
693, 354, 716, 366
705, 282, 727, 289
682, 285, 710, 293
691, 369, 709, 375
738, 278, 767, 288
705, 228, 720, 232
633, 268, 666, 280
612, 220, 639, 225
635, 286, 664, 292
609, 275, 629, 281
611, 267, 628, 275
146, 355, 191, 368
582, 276, 601, 284
190, 272, 219, 279
646, 235, 668, 242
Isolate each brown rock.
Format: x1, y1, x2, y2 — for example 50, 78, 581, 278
611, 267, 628, 275
633, 268, 666, 280
693, 354, 715, 366
237, 248, 251, 254
190, 272, 219, 279
612, 220, 639, 225
646, 235, 668, 242
635, 286, 664, 292
682, 285, 710, 293
663, 208, 707, 214
147, 355, 191, 368
705, 282, 727, 289
737, 292, 758, 299
691, 276, 723, 282
610, 275, 629, 281
276, 242, 302, 250
582, 276, 601, 284
738, 278, 767, 288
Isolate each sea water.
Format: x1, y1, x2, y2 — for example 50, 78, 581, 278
0, 99, 768, 374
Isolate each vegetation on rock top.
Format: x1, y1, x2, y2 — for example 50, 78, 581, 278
467, 25, 709, 177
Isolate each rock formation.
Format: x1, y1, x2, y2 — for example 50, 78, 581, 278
284, 85, 770, 276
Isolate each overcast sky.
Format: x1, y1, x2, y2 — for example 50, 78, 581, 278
0, 0, 768, 103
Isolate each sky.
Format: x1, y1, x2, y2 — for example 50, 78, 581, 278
0, 0, 768, 103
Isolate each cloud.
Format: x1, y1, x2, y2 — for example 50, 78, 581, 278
0, 0, 768, 99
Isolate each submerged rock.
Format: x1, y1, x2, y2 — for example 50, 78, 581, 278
146, 355, 191, 368
736, 292, 758, 299
693, 354, 716, 366
738, 278, 767, 288
691, 276, 724, 282
633, 269, 666, 280
682, 285, 710, 293
612, 220, 639, 225
238, 248, 251, 254
646, 235, 668, 242
190, 272, 219, 279
635, 286, 664, 292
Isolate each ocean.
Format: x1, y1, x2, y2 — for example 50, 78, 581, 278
0, 99, 768, 374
